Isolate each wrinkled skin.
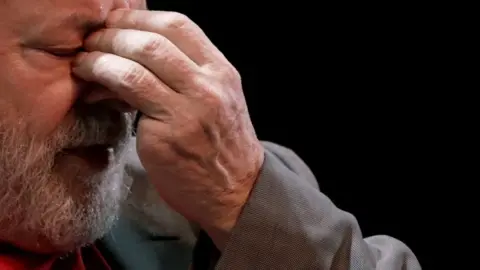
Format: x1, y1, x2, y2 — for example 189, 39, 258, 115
0, 0, 145, 253
73, 9, 265, 249
0, 0, 264, 253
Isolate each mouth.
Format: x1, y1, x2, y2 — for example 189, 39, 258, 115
62, 144, 112, 169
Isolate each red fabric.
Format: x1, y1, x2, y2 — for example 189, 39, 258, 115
0, 244, 110, 270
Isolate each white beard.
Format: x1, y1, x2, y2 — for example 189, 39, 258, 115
0, 111, 134, 252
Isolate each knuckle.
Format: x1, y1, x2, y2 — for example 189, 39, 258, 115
85, 29, 106, 47
222, 65, 241, 83
206, 64, 242, 86
106, 10, 127, 27
193, 78, 226, 106
120, 64, 149, 88
194, 72, 242, 111
163, 12, 191, 30
205, 92, 224, 108
141, 36, 168, 55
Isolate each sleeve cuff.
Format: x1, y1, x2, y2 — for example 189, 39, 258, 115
191, 231, 220, 270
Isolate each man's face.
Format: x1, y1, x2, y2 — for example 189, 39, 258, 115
0, 0, 146, 252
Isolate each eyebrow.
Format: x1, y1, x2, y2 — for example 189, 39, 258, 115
21, 10, 107, 47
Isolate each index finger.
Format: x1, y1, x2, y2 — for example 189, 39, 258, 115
73, 51, 179, 120
106, 9, 227, 66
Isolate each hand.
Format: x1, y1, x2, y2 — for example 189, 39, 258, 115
72, 9, 265, 249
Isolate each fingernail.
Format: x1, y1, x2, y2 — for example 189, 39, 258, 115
107, 9, 126, 26
73, 52, 88, 67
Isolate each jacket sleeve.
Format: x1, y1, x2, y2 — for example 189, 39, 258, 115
192, 141, 421, 270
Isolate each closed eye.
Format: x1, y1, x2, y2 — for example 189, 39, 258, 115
46, 47, 84, 58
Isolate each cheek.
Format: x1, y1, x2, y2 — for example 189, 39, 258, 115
0, 52, 80, 138
29, 78, 79, 137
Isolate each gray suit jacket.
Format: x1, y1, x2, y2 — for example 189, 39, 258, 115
102, 141, 421, 269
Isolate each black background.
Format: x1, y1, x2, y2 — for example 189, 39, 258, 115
145, 1, 443, 268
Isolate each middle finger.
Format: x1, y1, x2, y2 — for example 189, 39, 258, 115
84, 28, 201, 93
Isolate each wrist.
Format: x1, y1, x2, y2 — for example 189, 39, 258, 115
201, 143, 265, 250
201, 191, 249, 250
201, 173, 260, 250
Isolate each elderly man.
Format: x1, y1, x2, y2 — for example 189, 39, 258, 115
0, 0, 421, 269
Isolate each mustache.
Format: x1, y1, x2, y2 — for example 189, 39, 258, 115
59, 104, 134, 150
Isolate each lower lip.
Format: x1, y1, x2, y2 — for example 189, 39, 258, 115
63, 145, 111, 169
